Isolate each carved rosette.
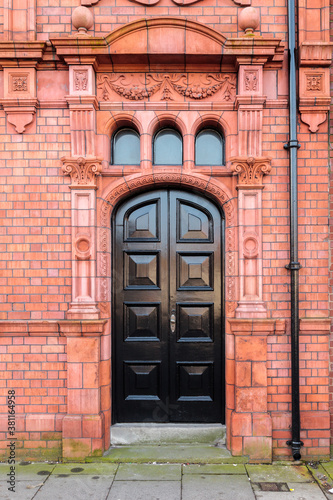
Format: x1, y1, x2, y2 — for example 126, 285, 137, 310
61, 156, 103, 188
230, 157, 271, 186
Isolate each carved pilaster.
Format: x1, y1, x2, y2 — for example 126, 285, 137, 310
231, 157, 271, 318
62, 156, 102, 320
298, 0, 332, 132
236, 65, 265, 157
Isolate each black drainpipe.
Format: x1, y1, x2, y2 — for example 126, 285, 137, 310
284, 0, 303, 460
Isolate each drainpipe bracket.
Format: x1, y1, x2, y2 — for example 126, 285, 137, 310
285, 262, 302, 271
283, 140, 301, 150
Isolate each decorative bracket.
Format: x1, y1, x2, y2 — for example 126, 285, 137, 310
2, 100, 38, 134
61, 156, 103, 189
2, 67, 38, 134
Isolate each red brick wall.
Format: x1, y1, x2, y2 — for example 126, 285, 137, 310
0, 327, 66, 460
0, 107, 71, 321
329, 0, 333, 449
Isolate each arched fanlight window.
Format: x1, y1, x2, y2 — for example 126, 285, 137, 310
195, 128, 224, 166
153, 128, 182, 165
112, 128, 140, 165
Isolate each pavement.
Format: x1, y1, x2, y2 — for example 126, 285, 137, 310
2, 459, 333, 500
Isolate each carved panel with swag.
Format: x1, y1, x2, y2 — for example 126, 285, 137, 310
97, 73, 236, 102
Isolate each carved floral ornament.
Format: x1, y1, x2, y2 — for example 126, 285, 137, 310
97, 73, 236, 102
230, 157, 271, 186
81, 0, 250, 5
61, 157, 103, 188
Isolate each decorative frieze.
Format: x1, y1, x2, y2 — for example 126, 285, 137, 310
97, 73, 237, 103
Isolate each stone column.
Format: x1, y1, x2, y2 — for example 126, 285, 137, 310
231, 157, 271, 318
62, 157, 102, 319
231, 62, 271, 318
62, 63, 102, 320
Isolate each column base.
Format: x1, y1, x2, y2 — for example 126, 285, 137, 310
66, 302, 100, 320
235, 300, 267, 318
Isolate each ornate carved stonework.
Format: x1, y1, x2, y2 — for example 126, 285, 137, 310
97, 73, 236, 102
12, 76, 28, 92
244, 71, 258, 92
306, 74, 322, 92
74, 70, 88, 91
230, 157, 271, 186
61, 157, 103, 188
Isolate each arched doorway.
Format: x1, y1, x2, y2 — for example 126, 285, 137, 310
113, 189, 225, 423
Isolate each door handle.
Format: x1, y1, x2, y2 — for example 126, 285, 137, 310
170, 311, 176, 333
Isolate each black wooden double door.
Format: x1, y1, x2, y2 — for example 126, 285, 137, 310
114, 190, 224, 423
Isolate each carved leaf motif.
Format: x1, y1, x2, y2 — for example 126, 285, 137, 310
231, 157, 271, 185
96, 73, 236, 102
61, 157, 102, 187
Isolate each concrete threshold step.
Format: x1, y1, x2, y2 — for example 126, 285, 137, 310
90, 444, 248, 464
110, 423, 226, 446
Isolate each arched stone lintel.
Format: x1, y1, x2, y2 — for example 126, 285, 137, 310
97, 173, 238, 315
99, 172, 235, 229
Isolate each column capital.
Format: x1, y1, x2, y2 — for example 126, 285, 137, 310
230, 156, 271, 187
61, 156, 103, 189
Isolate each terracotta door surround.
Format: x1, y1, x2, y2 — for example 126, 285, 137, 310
113, 189, 224, 424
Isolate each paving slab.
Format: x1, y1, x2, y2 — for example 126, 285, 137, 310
321, 462, 333, 481
33, 475, 114, 500
107, 480, 181, 500
246, 464, 313, 483
182, 473, 255, 500
0, 463, 55, 480
115, 463, 181, 481
0, 480, 44, 500
183, 464, 247, 475
307, 463, 333, 496
253, 481, 327, 500
53, 463, 118, 476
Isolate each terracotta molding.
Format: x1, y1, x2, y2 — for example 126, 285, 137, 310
61, 157, 103, 189
59, 320, 106, 337
228, 319, 286, 336
230, 157, 271, 186
0, 42, 45, 65
49, 18, 284, 70
299, 318, 330, 335
299, 42, 333, 66
0, 320, 106, 337
65, 96, 99, 109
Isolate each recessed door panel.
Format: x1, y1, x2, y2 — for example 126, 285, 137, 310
124, 302, 160, 341
114, 189, 224, 423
